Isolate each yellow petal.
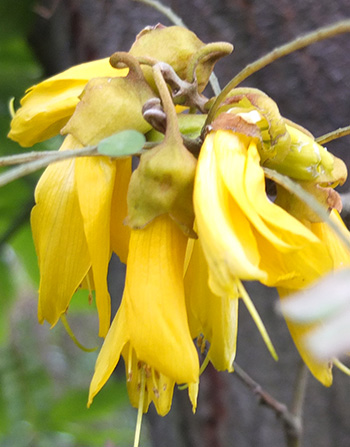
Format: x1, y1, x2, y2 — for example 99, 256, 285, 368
89, 215, 199, 407
125, 215, 199, 383
145, 369, 175, 416
8, 58, 127, 146
255, 228, 333, 289
31, 135, 90, 326
194, 132, 267, 297
188, 381, 199, 413
184, 238, 238, 371
244, 139, 326, 245
75, 155, 116, 337
310, 210, 350, 269
88, 309, 128, 406
122, 344, 176, 416
279, 288, 333, 386
215, 132, 293, 251
110, 157, 132, 264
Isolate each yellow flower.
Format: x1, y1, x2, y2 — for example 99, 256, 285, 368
194, 130, 333, 295
8, 58, 127, 147
184, 237, 238, 372
17, 55, 151, 338
193, 129, 344, 382
88, 215, 199, 415
279, 210, 350, 386
32, 134, 131, 337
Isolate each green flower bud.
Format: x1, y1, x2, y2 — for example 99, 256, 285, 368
265, 124, 347, 185
129, 25, 232, 93
212, 88, 291, 163
127, 137, 197, 236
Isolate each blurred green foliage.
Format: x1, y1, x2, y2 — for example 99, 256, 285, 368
0, 1, 144, 445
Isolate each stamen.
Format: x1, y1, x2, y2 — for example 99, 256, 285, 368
151, 368, 160, 398
133, 364, 146, 447
235, 279, 278, 361
127, 345, 133, 382
85, 272, 94, 305
8, 97, 15, 119
196, 334, 207, 354
60, 314, 98, 352
199, 353, 210, 375
333, 358, 350, 376
178, 353, 210, 391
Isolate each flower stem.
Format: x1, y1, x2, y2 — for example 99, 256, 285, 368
206, 20, 350, 126
285, 361, 308, 447
152, 63, 182, 142
333, 358, 350, 376
316, 125, 350, 145
236, 279, 278, 361
60, 314, 98, 352
131, 0, 186, 26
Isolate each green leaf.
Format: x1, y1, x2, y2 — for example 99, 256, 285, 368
97, 130, 146, 157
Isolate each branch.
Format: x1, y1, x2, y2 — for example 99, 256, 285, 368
232, 361, 306, 447
316, 125, 350, 145
206, 20, 350, 125
0, 146, 98, 187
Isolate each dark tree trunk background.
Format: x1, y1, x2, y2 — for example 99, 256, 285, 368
29, 1, 350, 446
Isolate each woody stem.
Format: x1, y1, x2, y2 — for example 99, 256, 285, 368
206, 20, 350, 126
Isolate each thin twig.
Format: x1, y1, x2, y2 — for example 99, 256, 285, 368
131, 0, 221, 95
0, 151, 67, 167
0, 146, 98, 187
285, 362, 309, 447
316, 125, 350, 145
206, 20, 350, 126
132, 0, 186, 26
233, 362, 299, 432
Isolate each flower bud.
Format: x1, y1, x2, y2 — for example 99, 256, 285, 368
129, 25, 232, 93
212, 88, 291, 163
266, 124, 347, 185
127, 137, 197, 236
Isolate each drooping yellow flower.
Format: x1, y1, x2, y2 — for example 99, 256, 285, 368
16, 53, 152, 338
279, 209, 350, 386
88, 215, 199, 414
194, 130, 333, 295
193, 129, 344, 383
8, 59, 127, 146
31, 134, 131, 337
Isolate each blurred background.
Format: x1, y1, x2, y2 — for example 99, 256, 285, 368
1, 0, 350, 446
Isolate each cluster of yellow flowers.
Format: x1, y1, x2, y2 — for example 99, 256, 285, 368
8, 25, 350, 416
